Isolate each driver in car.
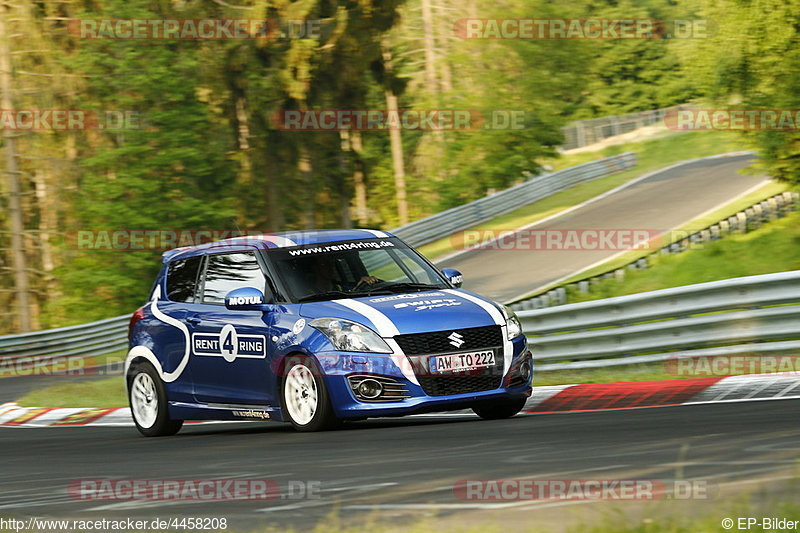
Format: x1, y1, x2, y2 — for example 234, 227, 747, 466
309, 254, 380, 294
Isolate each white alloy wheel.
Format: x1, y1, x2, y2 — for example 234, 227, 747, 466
284, 363, 319, 426
131, 372, 159, 429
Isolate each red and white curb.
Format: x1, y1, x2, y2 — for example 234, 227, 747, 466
2, 373, 799, 428
523, 372, 800, 413
0, 404, 132, 427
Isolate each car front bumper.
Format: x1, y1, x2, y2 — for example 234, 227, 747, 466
318, 336, 533, 419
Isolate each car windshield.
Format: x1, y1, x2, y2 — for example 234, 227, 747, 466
266, 238, 449, 303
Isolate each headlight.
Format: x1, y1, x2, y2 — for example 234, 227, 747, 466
503, 306, 523, 340
310, 318, 393, 353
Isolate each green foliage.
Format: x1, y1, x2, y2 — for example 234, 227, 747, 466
567, 210, 800, 303
3, 0, 798, 329
686, 0, 800, 185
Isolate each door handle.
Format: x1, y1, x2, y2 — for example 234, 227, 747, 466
186, 316, 202, 325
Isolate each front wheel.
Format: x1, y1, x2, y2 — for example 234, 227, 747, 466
281, 356, 340, 432
472, 397, 527, 420
128, 363, 183, 437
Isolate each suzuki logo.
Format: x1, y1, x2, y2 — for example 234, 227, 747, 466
447, 331, 465, 348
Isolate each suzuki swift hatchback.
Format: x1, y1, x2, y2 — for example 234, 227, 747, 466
126, 229, 533, 436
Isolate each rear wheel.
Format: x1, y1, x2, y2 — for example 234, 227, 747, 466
281, 356, 340, 432
472, 397, 527, 420
128, 362, 183, 437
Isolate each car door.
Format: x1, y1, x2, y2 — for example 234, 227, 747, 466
149, 254, 204, 403
187, 250, 275, 406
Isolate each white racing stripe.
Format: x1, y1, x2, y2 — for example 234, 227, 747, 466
443, 289, 513, 375
385, 339, 420, 386
256, 234, 297, 248
334, 299, 400, 337
127, 287, 191, 383
333, 299, 419, 385
361, 229, 389, 239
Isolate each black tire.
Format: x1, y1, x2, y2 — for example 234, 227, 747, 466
472, 397, 528, 420
280, 355, 340, 432
128, 362, 183, 437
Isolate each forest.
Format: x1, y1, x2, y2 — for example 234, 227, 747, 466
0, 0, 797, 331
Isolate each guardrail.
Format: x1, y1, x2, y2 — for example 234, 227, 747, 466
392, 152, 636, 247
519, 270, 800, 371
0, 315, 129, 366
561, 104, 691, 150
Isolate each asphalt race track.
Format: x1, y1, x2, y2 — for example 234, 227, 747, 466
1, 401, 799, 530
440, 154, 765, 302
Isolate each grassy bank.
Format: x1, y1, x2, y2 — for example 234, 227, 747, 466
563, 209, 800, 304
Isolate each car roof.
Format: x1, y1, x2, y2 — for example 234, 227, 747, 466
161, 229, 396, 263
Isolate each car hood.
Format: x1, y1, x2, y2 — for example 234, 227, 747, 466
299, 288, 505, 336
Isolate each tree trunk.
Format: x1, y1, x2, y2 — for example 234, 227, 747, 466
340, 130, 369, 226
297, 144, 315, 229
420, 0, 438, 98
382, 46, 409, 226
0, 5, 32, 332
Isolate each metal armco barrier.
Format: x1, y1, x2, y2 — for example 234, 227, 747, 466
392, 152, 636, 247
519, 270, 800, 371
0, 315, 129, 365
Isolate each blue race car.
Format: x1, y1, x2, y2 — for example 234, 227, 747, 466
126, 229, 532, 436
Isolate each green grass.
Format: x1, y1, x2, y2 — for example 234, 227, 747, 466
564, 209, 800, 304
0, 349, 127, 380
532, 356, 800, 387
534, 362, 694, 387
18, 376, 127, 408
418, 130, 746, 262
572, 501, 800, 533
14, 349, 128, 408
527, 180, 789, 293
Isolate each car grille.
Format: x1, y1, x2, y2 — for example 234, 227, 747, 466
417, 373, 502, 397
394, 325, 505, 397
394, 325, 503, 356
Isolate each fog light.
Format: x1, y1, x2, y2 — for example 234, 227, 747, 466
519, 359, 532, 382
357, 379, 383, 399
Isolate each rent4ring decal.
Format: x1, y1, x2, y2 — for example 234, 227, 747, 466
191, 324, 266, 362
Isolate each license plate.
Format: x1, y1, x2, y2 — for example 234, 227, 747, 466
429, 351, 495, 373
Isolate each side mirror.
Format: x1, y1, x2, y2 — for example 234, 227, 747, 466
441, 267, 463, 288
225, 287, 271, 311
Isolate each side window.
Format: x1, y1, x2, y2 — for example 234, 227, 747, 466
166, 256, 202, 303
201, 252, 266, 305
